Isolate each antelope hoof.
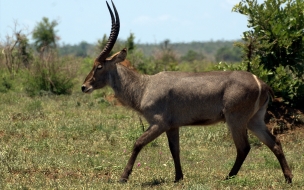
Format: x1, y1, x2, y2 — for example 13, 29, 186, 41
225, 175, 236, 180
285, 176, 292, 184
174, 176, 183, 183
119, 178, 128, 183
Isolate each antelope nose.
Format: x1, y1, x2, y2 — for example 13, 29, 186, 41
81, 85, 86, 92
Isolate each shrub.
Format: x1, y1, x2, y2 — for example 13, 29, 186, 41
228, 0, 304, 107
0, 76, 12, 93
270, 65, 304, 107
25, 51, 77, 96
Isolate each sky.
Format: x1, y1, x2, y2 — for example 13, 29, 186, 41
0, 0, 258, 45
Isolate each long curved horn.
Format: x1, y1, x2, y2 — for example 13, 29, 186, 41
96, 0, 120, 62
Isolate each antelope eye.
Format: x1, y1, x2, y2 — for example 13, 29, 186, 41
97, 64, 103, 69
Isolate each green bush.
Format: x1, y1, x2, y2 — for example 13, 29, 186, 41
0, 76, 12, 93
25, 53, 77, 96
230, 0, 304, 107
0, 69, 13, 93
270, 65, 304, 107
135, 40, 180, 75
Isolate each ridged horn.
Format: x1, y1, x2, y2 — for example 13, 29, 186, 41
96, 0, 120, 62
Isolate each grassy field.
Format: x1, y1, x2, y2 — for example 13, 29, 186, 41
0, 88, 304, 189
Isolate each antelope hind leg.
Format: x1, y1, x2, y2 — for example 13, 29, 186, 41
247, 109, 293, 183
226, 119, 251, 180
166, 128, 183, 182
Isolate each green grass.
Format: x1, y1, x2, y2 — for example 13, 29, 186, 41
0, 90, 304, 189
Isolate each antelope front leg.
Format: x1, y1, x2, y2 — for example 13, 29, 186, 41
120, 124, 167, 183
166, 128, 183, 182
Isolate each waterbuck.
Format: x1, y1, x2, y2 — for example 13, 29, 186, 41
81, 1, 292, 183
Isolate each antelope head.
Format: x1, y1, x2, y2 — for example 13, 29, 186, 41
81, 1, 126, 94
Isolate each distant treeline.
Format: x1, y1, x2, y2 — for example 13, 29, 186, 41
58, 40, 242, 63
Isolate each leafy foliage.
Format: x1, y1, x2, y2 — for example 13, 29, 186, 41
151, 40, 179, 73
32, 17, 58, 52
181, 50, 205, 63
25, 51, 77, 96
270, 65, 304, 106
58, 39, 240, 63
96, 34, 111, 56
125, 33, 136, 53
231, 0, 304, 107
16, 17, 80, 96
2, 31, 33, 76
233, 0, 304, 72
215, 46, 242, 63
0, 74, 12, 93
75, 41, 90, 57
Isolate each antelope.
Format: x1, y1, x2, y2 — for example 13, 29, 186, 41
81, 1, 292, 183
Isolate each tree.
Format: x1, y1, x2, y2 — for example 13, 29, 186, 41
181, 50, 205, 63
125, 33, 136, 53
96, 34, 109, 54
154, 39, 179, 72
232, 0, 304, 107
96, 34, 124, 56
215, 46, 242, 63
32, 17, 58, 52
16, 33, 32, 68
233, 0, 304, 73
2, 23, 32, 75
76, 41, 89, 57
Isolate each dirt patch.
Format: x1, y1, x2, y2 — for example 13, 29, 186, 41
265, 98, 304, 135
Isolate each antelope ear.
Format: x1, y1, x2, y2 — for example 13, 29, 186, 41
106, 48, 128, 63
116, 48, 127, 62
108, 48, 127, 63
